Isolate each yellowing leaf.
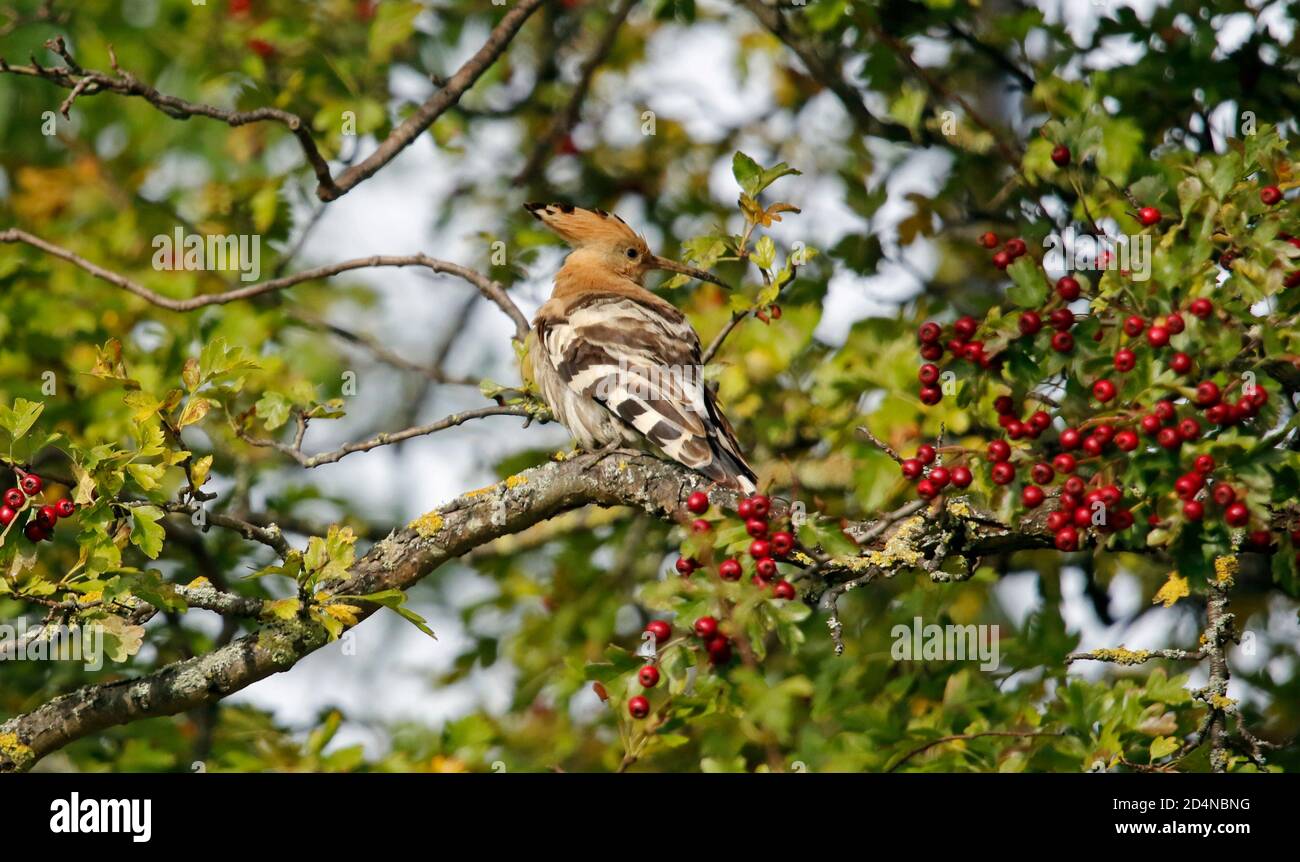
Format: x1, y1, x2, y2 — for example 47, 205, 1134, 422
1153, 572, 1189, 608
177, 397, 211, 429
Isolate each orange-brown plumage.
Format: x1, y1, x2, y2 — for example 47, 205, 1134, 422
524, 203, 757, 492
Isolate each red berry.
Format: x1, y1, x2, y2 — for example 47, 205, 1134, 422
919, 322, 942, 344
1064, 476, 1085, 497
1081, 435, 1104, 457
1195, 381, 1220, 407
1005, 239, 1027, 258
901, 458, 924, 480
638, 666, 660, 688
1092, 379, 1117, 402
749, 539, 771, 559
916, 445, 937, 465
1029, 411, 1051, 432
950, 466, 972, 488
686, 491, 709, 514
24, 521, 50, 542
1193, 454, 1215, 474
1178, 417, 1201, 441
706, 635, 732, 665
920, 343, 944, 361
1189, 298, 1212, 319
953, 316, 978, 340
719, 559, 742, 581
1054, 526, 1079, 551
755, 557, 778, 579
749, 495, 771, 518
916, 479, 939, 500
918, 364, 940, 385
1006, 420, 1027, 440
1114, 349, 1136, 372
1073, 505, 1094, 528
1052, 453, 1076, 474
1018, 311, 1042, 336
990, 461, 1015, 485
737, 498, 755, 519
645, 620, 671, 645
1157, 427, 1182, 450
0, 506, 14, 526
19, 474, 41, 496
3, 488, 23, 509
1051, 331, 1074, 353
691, 518, 711, 534
35, 505, 57, 528
987, 440, 1011, 462
980, 231, 998, 249
1031, 462, 1055, 485
1059, 428, 1081, 450
248, 38, 276, 59
693, 616, 718, 639
746, 517, 770, 538
1046, 511, 1070, 531
1140, 414, 1161, 436
1225, 503, 1249, 527
1154, 400, 1176, 422
1261, 185, 1282, 206
1146, 326, 1170, 348
1174, 474, 1202, 499
1247, 530, 1273, 550
1164, 313, 1185, 335
928, 466, 950, 488
1137, 206, 1161, 226
628, 695, 650, 718
1056, 275, 1081, 301
919, 386, 943, 406
1115, 430, 1139, 451
994, 395, 1015, 415
1169, 352, 1192, 374
992, 250, 1011, 270
1049, 308, 1075, 331
675, 557, 697, 576
773, 580, 796, 600
1123, 315, 1146, 337
1021, 485, 1045, 508
1051, 145, 1071, 167
1206, 403, 1232, 425
1212, 485, 1236, 506
770, 531, 794, 556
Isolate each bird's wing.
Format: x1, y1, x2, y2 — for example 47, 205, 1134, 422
537, 291, 756, 490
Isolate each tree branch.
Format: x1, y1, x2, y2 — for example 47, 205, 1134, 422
0, 449, 1064, 772
0, 227, 530, 340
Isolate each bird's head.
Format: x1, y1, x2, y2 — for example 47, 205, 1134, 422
523, 202, 726, 288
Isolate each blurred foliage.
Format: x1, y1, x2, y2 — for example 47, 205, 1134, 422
0, 0, 1297, 773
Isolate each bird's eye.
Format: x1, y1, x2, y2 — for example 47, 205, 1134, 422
626, 248, 639, 259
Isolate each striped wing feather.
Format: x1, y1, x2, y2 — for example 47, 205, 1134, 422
538, 292, 756, 490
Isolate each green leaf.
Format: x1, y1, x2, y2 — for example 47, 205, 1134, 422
0, 397, 44, 441
129, 505, 166, 559
255, 392, 293, 431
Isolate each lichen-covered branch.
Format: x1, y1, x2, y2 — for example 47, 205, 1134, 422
0, 448, 1061, 772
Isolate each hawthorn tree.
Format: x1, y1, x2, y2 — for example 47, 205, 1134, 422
0, 0, 1296, 773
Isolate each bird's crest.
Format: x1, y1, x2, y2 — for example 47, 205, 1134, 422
523, 202, 643, 249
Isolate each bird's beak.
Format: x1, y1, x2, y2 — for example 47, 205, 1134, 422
651, 255, 729, 289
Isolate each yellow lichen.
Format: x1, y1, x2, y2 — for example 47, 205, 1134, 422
408, 511, 445, 538
186, 576, 212, 589
1089, 647, 1152, 665
861, 514, 926, 569
1209, 693, 1237, 710
1213, 555, 1238, 585
462, 485, 495, 498
505, 474, 528, 489
0, 732, 34, 767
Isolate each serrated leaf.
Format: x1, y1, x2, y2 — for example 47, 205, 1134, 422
129, 505, 166, 559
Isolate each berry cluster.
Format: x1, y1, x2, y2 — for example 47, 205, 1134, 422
899, 209, 1292, 556
680, 490, 796, 598
0, 472, 75, 543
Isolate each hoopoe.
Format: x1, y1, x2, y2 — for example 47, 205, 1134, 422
523, 202, 758, 493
